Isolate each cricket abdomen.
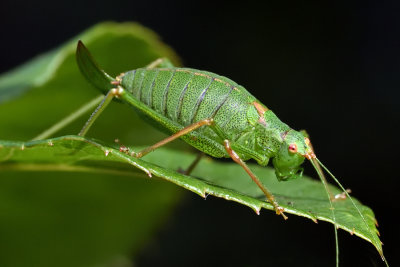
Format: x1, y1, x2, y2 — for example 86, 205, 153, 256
121, 68, 256, 141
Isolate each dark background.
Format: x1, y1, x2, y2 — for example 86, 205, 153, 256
0, 1, 399, 266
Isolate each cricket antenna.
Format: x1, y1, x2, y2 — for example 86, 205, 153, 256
302, 136, 339, 265
309, 156, 339, 266
314, 157, 387, 264
305, 136, 387, 264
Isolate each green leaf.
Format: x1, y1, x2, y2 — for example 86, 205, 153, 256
0, 22, 180, 105
0, 22, 182, 267
0, 21, 180, 141
0, 50, 59, 103
0, 135, 383, 257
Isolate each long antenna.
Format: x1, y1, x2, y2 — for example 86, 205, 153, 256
315, 158, 387, 264
310, 158, 339, 267
303, 137, 339, 266
304, 137, 334, 200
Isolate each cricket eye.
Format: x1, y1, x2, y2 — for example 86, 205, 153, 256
288, 143, 297, 153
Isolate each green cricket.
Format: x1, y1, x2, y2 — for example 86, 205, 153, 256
75, 41, 383, 266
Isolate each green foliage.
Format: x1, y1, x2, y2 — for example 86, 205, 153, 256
0, 22, 384, 266
0, 136, 383, 257
0, 22, 182, 267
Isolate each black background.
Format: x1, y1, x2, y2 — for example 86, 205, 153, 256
0, 1, 399, 266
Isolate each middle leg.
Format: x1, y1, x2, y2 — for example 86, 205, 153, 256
132, 118, 214, 158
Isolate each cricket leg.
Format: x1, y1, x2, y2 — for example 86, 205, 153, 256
133, 118, 214, 158
146, 58, 175, 69
32, 95, 105, 140
179, 152, 204, 175
79, 87, 124, 136
223, 139, 288, 220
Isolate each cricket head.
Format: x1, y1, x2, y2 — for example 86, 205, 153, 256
273, 130, 315, 181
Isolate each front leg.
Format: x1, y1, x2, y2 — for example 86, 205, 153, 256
223, 140, 287, 220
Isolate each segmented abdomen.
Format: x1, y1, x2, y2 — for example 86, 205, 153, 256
121, 68, 255, 136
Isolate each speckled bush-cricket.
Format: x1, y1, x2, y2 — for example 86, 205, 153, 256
75, 41, 380, 265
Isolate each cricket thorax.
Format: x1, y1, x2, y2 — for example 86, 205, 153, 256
246, 103, 290, 156
246, 102, 307, 179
